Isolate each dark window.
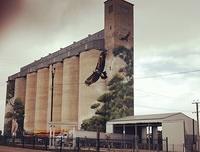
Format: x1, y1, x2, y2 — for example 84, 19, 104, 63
110, 25, 112, 30
109, 5, 113, 14
120, 5, 129, 14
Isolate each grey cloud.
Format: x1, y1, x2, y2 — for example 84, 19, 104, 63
163, 47, 200, 59
135, 0, 200, 53
136, 45, 200, 80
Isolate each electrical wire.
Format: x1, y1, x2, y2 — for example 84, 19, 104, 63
135, 88, 179, 99
135, 69, 200, 79
135, 104, 192, 113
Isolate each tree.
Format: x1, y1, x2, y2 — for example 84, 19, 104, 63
5, 80, 15, 104
4, 98, 24, 137
81, 47, 133, 132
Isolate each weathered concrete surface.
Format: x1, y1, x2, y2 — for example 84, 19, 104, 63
34, 68, 49, 134
14, 77, 26, 104
24, 72, 37, 134
62, 56, 79, 130
104, 0, 133, 50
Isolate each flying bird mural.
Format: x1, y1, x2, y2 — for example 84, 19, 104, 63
85, 51, 107, 86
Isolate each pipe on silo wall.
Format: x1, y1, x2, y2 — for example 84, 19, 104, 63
61, 56, 79, 131
78, 49, 106, 129
48, 63, 63, 133
24, 72, 37, 134
34, 68, 49, 134
14, 77, 26, 104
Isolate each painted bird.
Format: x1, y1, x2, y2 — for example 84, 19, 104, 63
85, 51, 107, 86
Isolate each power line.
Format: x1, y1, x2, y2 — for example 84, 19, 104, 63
135, 88, 179, 99
135, 104, 192, 113
135, 69, 200, 79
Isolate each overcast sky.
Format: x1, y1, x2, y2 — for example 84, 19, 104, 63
0, 0, 200, 131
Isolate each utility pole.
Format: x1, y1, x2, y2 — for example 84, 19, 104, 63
50, 65, 55, 147
50, 65, 55, 122
192, 99, 200, 151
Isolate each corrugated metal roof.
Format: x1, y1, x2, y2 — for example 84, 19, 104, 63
108, 112, 181, 123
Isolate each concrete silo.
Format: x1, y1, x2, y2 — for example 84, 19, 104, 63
24, 72, 37, 134
104, 0, 134, 78
78, 49, 106, 128
34, 68, 49, 134
14, 77, 26, 104
62, 56, 79, 130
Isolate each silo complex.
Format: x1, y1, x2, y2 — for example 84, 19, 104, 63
14, 77, 26, 104
78, 49, 106, 128
24, 72, 37, 134
34, 68, 49, 134
4, 0, 134, 135
62, 56, 79, 130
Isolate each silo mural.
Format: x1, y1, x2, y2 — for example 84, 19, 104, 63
78, 49, 106, 128
4, 0, 133, 135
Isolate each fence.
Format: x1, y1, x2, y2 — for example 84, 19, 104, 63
0, 135, 197, 152
0, 135, 49, 150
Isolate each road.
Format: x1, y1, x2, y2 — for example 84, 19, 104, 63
0, 146, 50, 152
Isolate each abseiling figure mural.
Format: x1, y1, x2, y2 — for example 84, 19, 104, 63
11, 118, 18, 137
85, 51, 108, 86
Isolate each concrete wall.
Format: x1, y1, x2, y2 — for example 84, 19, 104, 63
61, 56, 79, 131
24, 72, 37, 134
104, 0, 133, 50
34, 68, 49, 134
73, 130, 132, 140
78, 49, 106, 128
14, 77, 26, 104
104, 0, 133, 80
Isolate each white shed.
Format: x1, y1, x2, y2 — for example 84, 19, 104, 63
106, 112, 197, 152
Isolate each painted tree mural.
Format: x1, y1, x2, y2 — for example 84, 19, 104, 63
81, 47, 133, 132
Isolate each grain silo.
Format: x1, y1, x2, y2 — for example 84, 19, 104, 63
14, 77, 26, 104
61, 56, 79, 130
34, 68, 49, 134
24, 72, 37, 134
